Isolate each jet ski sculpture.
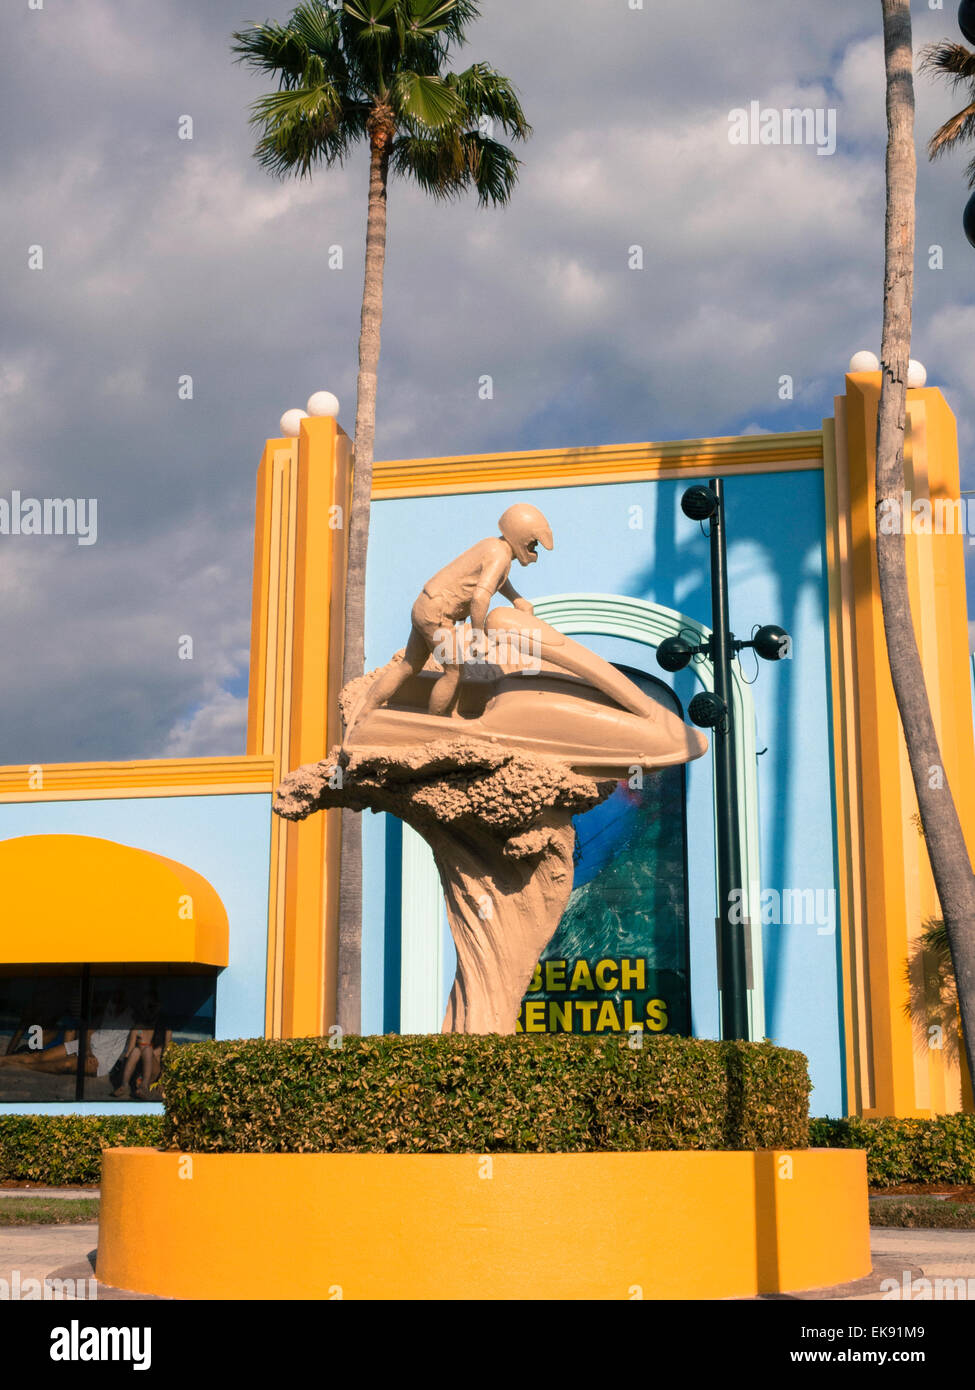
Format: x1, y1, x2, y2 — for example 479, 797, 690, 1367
342, 502, 708, 777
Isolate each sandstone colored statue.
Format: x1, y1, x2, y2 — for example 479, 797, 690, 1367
343, 502, 554, 748
275, 736, 617, 1033
274, 500, 708, 1034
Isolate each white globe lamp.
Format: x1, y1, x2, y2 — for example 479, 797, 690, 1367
280, 408, 308, 438
306, 391, 341, 418
848, 350, 880, 372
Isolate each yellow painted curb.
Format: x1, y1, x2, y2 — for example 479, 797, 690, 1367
97, 1148, 870, 1300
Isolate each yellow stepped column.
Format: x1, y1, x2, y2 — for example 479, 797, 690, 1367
827, 374, 975, 1115
247, 417, 352, 1038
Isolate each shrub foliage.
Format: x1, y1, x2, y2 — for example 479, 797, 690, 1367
810, 1114, 975, 1187
0, 1116, 165, 1186
161, 1034, 811, 1154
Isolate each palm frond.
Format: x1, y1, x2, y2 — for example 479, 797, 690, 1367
420, 0, 481, 43
254, 115, 358, 177
394, 5, 452, 68
250, 87, 370, 176
919, 40, 975, 88
389, 69, 465, 126
928, 100, 975, 161
390, 129, 467, 195
250, 84, 345, 132
446, 62, 531, 140
462, 131, 522, 205
343, 0, 398, 39
233, 8, 355, 94
391, 128, 521, 205
289, 1, 343, 54
392, 0, 481, 54
400, 0, 475, 36
386, 0, 481, 71
231, 21, 312, 83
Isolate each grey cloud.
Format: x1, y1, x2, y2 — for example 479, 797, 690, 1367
2, 0, 974, 767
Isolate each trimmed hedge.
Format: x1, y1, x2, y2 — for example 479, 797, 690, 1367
810, 1114, 975, 1187
868, 1196, 975, 1230
0, 1116, 165, 1186
162, 1034, 810, 1153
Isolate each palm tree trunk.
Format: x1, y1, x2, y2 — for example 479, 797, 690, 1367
337, 124, 391, 1035
878, 0, 975, 1086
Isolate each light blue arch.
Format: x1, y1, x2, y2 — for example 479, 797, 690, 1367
399, 593, 764, 1039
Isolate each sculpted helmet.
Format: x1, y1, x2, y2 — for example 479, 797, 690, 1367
498, 503, 554, 566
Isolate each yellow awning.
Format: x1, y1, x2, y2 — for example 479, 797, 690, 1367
0, 834, 228, 967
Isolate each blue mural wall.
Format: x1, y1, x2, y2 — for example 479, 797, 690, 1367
361, 467, 845, 1116
0, 792, 270, 1116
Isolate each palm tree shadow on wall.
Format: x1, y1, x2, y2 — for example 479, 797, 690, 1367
625, 474, 830, 1045
904, 917, 962, 1069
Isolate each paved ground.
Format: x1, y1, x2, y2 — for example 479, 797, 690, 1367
0, 1222, 972, 1299
849, 1229, 975, 1301
0, 1224, 99, 1292
0, 1223, 152, 1301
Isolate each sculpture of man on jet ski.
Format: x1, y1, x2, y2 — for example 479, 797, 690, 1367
339, 499, 709, 774
343, 503, 554, 746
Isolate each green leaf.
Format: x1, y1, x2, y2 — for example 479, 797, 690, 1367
446, 62, 532, 140
390, 69, 465, 127
344, 0, 398, 38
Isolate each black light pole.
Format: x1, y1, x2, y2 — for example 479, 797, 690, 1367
705, 478, 748, 1041
657, 477, 790, 1041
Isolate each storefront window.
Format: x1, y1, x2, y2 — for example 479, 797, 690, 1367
518, 666, 691, 1036
0, 971, 82, 1103
0, 967, 217, 1104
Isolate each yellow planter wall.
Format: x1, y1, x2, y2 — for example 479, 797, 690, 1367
97, 1147, 870, 1300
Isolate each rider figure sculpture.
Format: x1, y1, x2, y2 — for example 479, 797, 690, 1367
343, 503, 554, 745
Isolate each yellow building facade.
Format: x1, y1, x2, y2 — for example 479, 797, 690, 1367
244, 374, 974, 1117
0, 373, 971, 1119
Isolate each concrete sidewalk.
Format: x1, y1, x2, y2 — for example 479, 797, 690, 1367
0, 1223, 152, 1301
846, 1229, 975, 1301
0, 1224, 99, 1290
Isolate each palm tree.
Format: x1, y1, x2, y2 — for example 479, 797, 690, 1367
878, 0, 975, 1085
233, 1, 531, 1033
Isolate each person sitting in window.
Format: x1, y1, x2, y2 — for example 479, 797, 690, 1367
137, 1020, 172, 1099
0, 991, 132, 1083
113, 994, 167, 1099
85, 991, 133, 1084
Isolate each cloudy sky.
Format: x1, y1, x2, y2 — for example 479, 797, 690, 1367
1, 0, 972, 764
